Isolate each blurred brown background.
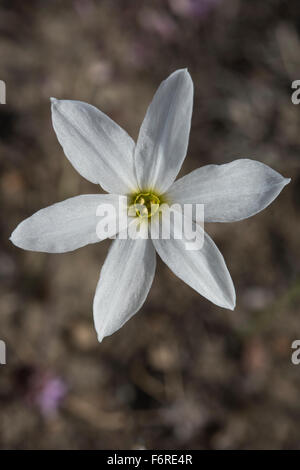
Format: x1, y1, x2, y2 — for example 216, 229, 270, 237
0, 0, 300, 450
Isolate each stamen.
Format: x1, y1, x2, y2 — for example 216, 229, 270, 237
133, 192, 161, 218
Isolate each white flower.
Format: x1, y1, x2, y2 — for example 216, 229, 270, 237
10, 69, 290, 342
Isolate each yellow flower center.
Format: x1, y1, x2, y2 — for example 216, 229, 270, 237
134, 192, 161, 218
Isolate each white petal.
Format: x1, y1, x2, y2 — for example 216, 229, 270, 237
151, 206, 235, 309
93, 233, 156, 342
135, 69, 193, 193
51, 98, 138, 194
10, 194, 129, 253
166, 159, 290, 222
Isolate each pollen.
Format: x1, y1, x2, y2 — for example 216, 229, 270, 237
134, 192, 161, 218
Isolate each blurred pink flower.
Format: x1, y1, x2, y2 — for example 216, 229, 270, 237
73, 0, 95, 19
27, 370, 67, 417
129, 42, 155, 69
139, 9, 177, 41
169, 0, 222, 18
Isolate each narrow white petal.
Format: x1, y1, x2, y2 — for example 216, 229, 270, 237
10, 194, 129, 253
135, 69, 193, 193
51, 98, 138, 194
93, 233, 156, 342
166, 159, 290, 222
151, 207, 235, 309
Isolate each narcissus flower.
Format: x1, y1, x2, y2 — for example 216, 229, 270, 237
10, 69, 290, 342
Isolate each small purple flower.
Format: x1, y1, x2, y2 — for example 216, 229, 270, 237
169, 0, 222, 18
191, 0, 222, 16
35, 375, 67, 416
26, 370, 68, 417
73, 0, 95, 18
139, 9, 177, 41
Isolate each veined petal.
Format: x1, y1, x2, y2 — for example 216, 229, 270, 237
51, 98, 138, 194
135, 69, 193, 193
150, 206, 235, 309
93, 230, 156, 342
10, 194, 129, 253
166, 159, 290, 222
